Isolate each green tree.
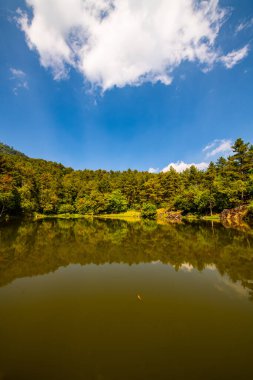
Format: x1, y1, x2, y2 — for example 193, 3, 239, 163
0, 138, 253, 218
75, 197, 94, 214
0, 174, 19, 216
141, 203, 157, 219
58, 204, 75, 214
106, 190, 128, 214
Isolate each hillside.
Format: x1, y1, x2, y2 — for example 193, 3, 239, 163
0, 138, 252, 218
0, 142, 27, 158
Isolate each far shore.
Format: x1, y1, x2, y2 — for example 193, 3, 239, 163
32, 210, 221, 223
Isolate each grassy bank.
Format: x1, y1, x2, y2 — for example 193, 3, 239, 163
202, 214, 220, 221
94, 210, 140, 221
33, 210, 221, 222
34, 213, 92, 220
183, 214, 220, 221
33, 211, 141, 221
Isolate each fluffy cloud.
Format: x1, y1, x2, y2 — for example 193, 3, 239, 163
10, 68, 28, 94
162, 161, 208, 173
17, 0, 249, 90
148, 168, 159, 174
149, 138, 232, 174
220, 45, 249, 69
203, 139, 232, 157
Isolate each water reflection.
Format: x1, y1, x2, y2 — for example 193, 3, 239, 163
0, 218, 253, 299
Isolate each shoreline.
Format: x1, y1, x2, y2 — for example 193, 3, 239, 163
32, 210, 221, 223
33, 210, 141, 222
2, 211, 252, 232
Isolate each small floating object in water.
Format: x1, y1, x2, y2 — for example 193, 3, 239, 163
137, 294, 142, 301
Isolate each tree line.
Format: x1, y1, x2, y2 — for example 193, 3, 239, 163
0, 138, 253, 217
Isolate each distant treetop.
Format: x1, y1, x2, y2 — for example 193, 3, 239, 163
0, 142, 27, 158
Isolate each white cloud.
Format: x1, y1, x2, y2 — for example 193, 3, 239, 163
162, 161, 209, 173
16, 0, 248, 91
235, 18, 253, 33
202, 141, 216, 152
10, 67, 29, 95
149, 138, 232, 174
203, 139, 232, 157
10, 68, 26, 78
148, 168, 159, 174
220, 45, 249, 69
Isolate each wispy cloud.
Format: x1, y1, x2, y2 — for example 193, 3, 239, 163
16, 0, 249, 91
203, 139, 232, 157
10, 68, 28, 95
162, 161, 209, 173
235, 18, 253, 33
220, 45, 249, 69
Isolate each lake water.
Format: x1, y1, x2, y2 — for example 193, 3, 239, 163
0, 218, 253, 380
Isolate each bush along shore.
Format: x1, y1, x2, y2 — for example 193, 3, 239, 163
0, 138, 253, 223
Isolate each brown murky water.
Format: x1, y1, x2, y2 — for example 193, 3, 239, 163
0, 218, 253, 379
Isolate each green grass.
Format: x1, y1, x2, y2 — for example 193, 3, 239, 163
95, 210, 140, 221
202, 214, 220, 221
183, 214, 200, 220
34, 210, 141, 221
34, 213, 91, 220
182, 213, 220, 221
33, 210, 221, 222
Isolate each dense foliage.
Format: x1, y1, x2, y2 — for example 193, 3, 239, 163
0, 138, 252, 217
141, 203, 157, 219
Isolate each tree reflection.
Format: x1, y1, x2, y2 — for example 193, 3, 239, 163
0, 218, 253, 299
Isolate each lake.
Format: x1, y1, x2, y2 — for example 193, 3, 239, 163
0, 218, 253, 380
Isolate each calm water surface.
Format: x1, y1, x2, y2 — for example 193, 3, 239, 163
0, 218, 253, 380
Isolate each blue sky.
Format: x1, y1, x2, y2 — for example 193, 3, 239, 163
0, 0, 253, 171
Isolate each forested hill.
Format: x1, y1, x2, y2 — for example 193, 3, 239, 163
0, 138, 253, 217
0, 142, 27, 158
